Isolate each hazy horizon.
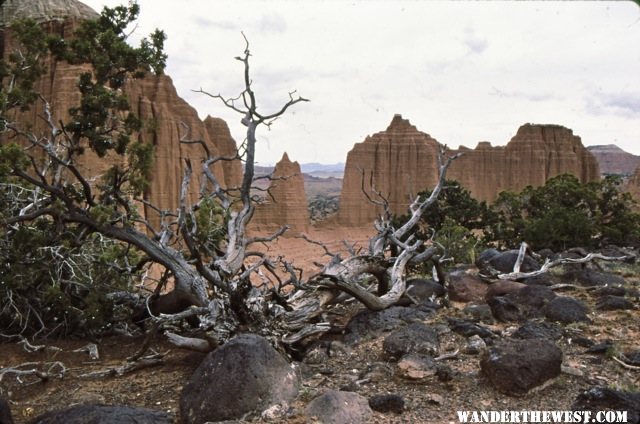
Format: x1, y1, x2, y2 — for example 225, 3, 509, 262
83, 0, 640, 164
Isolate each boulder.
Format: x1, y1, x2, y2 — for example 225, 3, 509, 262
505, 285, 557, 318
29, 404, 171, 424
368, 394, 405, 414
480, 338, 563, 396
573, 387, 640, 424
179, 334, 299, 423
447, 318, 495, 341
0, 397, 13, 424
382, 322, 439, 360
596, 295, 635, 311
448, 272, 488, 302
486, 250, 540, 274
344, 306, 435, 344
488, 296, 524, 323
396, 278, 446, 306
485, 281, 527, 302
511, 321, 563, 341
543, 296, 591, 324
562, 269, 626, 287
396, 353, 438, 381
461, 303, 494, 324
488, 284, 559, 322
306, 390, 372, 424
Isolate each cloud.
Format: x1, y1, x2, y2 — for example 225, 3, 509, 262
586, 92, 640, 117
463, 27, 488, 55
193, 16, 239, 32
490, 87, 559, 103
256, 12, 287, 34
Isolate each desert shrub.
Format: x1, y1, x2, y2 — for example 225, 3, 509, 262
489, 174, 640, 251
393, 180, 495, 267
0, 219, 143, 337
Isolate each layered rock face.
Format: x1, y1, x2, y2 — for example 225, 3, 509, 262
449, 123, 600, 201
122, 77, 241, 229
588, 144, 640, 176
1, 0, 242, 230
624, 167, 640, 204
252, 153, 309, 234
338, 116, 600, 226
337, 115, 441, 226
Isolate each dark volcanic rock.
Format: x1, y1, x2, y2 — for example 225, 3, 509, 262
30, 405, 171, 424
480, 338, 563, 396
383, 322, 439, 360
306, 390, 372, 424
344, 306, 434, 344
0, 398, 13, 424
447, 318, 495, 340
368, 394, 405, 414
397, 278, 446, 306
485, 281, 527, 302
487, 250, 540, 274
448, 272, 488, 302
573, 387, 640, 424
596, 295, 635, 311
511, 320, 563, 341
180, 334, 298, 423
562, 269, 625, 287
462, 304, 494, 324
543, 296, 591, 324
506, 285, 557, 312
488, 296, 523, 323
594, 286, 628, 297
585, 340, 615, 355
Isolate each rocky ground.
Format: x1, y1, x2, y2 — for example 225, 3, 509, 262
1, 256, 639, 423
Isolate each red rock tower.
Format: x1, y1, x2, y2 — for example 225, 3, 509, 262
252, 153, 310, 234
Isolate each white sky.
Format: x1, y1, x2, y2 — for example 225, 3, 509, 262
81, 0, 640, 165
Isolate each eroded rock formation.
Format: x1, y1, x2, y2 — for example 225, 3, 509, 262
1, 0, 242, 231
252, 152, 309, 234
449, 123, 600, 202
337, 115, 441, 226
337, 115, 600, 226
624, 167, 640, 204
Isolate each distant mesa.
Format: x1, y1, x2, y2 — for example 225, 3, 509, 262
337, 115, 600, 227
587, 144, 640, 176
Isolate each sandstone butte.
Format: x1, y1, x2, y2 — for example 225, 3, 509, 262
251, 152, 310, 234
0, 0, 243, 231
337, 114, 601, 227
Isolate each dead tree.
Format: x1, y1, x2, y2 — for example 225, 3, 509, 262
0, 14, 308, 345
282, 147, 462, 344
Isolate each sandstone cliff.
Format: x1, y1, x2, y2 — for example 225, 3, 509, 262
587, 144, 640, 176
449, 123, 600, 201
337, 116, 600, 227
252, 153, 309, 234
337, 114, 442, 226
1, 0, 242, 230
624, 167, 640, 205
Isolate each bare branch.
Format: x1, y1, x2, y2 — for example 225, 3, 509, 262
496, 252, 632, 280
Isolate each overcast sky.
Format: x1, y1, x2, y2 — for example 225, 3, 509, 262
82, 0, 640, 165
